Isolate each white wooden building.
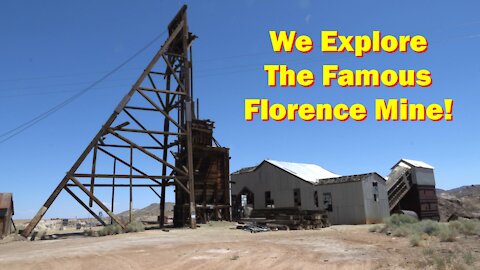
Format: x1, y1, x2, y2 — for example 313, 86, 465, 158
231, 160, 390, 225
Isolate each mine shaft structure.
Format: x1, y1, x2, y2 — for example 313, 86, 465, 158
22, 5, 231, 237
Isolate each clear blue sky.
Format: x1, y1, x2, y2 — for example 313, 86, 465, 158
1, 1, 479, 219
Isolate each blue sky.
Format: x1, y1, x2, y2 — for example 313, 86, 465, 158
1, 1, 479, 219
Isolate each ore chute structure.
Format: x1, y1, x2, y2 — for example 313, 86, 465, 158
22, 5, 231, 237
386, 159, 440, 220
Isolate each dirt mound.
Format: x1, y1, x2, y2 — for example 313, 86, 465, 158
437, 185, 480, 221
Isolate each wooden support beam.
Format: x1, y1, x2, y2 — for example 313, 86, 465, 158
89, 145, 98, 207
97, 147, 167, 186
135, 88, 185, 132
111, 158, 116, 225
117, 128, 185, 136
149, 187, 162, 199
67, 184, 165, 187
98, 143, 162, 150
107, 129, 189, 179
124, 106, 159, 112
69, 176, 125, 229
73, 173, 174, 180
162, 55, 187, 93
64, 187, 106, 226
123, 109, 164, 147
21, 176, 69, 237
21, 13, 186, 237
138, 86, 186, 96
129, 145, 133, 224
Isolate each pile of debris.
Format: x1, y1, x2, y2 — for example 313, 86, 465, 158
239, 208, 330, 231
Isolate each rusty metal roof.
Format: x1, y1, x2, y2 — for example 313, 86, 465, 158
0, 193, 13, 215
315, 172, 386, 186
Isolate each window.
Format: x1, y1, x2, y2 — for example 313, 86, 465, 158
372, 182, 379, 202
293, 189, 301, 207
314, 191, 319, 207
265, 191, 274, 208
323, 192, 332, 212
241, 194, 247, 207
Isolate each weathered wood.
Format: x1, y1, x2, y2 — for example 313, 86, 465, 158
22, 18, 186, 237
69, 176, 125, 229
64, 187, 106, 226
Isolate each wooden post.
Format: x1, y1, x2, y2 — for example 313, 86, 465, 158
111, 158, 116, 224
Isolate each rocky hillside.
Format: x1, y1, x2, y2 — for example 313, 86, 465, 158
437, 185, 480, 221
118, 202, 174, 223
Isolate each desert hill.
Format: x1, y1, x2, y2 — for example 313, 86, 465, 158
437, 185, 480, 221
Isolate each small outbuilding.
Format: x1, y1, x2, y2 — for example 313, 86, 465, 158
0, 193, 14, 237
231, 160, 390, 225
387, 159, 440, 220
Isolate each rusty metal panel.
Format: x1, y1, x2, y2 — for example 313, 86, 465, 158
0, 193, 13, 215
0, 193, 14, 237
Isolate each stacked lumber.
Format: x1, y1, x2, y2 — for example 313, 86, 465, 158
248, 208, 330, 230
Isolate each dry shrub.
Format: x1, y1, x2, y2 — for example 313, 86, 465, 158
436, 224, 457, 242
409, 233, 422, 246
125, 221, 145, 233
449, 218, 480, 236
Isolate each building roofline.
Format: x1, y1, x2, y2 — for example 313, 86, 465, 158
315, 172, 386, 186
391, 159, 434, 170
232, 160, 339, 185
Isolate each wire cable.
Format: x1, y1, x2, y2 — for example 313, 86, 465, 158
0, 29, 168, 145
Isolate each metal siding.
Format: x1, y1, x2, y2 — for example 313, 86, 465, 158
232, 164, 390, 225
362, 175, 390, 223
413, 167, 436, 186
316, 181, 366, 224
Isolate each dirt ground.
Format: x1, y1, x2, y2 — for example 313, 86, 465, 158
0, 222, 478, 270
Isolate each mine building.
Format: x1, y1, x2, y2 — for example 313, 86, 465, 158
0, 193, 14, 238
231, 160, 390, 225
387, 159, 440, 220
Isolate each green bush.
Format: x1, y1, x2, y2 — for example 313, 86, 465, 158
376, 214, 480, 243
84, 229, 97, 237
392, 226, 410, 237
436, 224, 457, 242
384, 214, 417, 228
463, 251, 475, 266
450, 218, 480, 235
409, 233, 421, 247
125, 221, 145, 233
417, 219, 440, 235
97, 224, 123, 236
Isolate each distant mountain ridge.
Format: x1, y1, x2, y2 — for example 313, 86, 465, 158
118, 202, 175, 222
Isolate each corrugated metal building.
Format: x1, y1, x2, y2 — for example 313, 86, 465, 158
0, 193, 14, 237
231, 160, 390, 225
